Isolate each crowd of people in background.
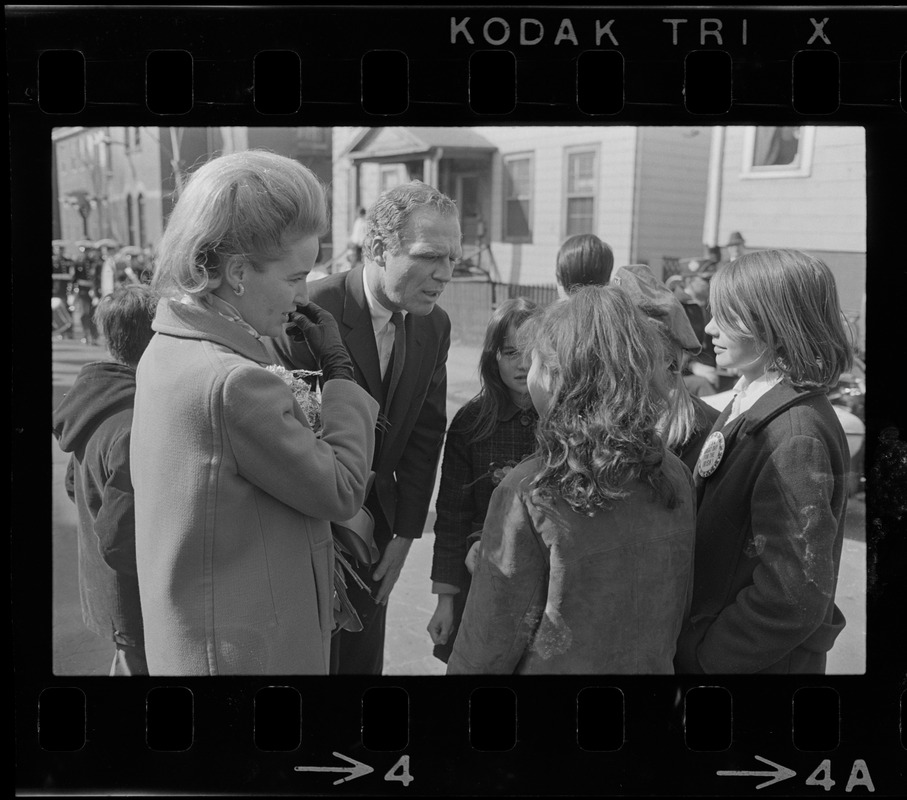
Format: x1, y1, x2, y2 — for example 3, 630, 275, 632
53, 150, 857, 677
52, 239, 155, 343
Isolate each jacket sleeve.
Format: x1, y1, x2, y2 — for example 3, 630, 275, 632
65, 455, 76, 503
447, 481, 548, 674
683, 434, 844, 673
225, 364, 379, 523
93, 427, 138, 575
390, 319, 450, 539
431, 409, 478, 589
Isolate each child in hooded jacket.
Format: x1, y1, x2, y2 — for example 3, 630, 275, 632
52, 284, 158, 675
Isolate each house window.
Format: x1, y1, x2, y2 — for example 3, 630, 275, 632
564, 147, 598, 237
379, 165, 401, 193
503, 154, 533, 242
742, 126, 815, 178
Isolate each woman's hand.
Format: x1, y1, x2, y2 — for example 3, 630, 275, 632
465, 540, 481, 575
287, 303, 354, 382
427, 594, 456, 645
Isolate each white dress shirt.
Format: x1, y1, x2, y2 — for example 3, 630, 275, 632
725, 370, 783, 424
362, 268, 406, 379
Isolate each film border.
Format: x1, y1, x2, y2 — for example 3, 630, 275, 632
10, 3, 907, 796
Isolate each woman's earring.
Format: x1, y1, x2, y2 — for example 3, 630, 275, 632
232, 283, 245, 297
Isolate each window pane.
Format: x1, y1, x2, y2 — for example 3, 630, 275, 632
380, 167, 400, 192
504, 157, 532, 241
753, 126, 801, 167
566, 198, 594, 236
567, 152, 595, 194
505, 158, 530, 199
506, 199, 530, 239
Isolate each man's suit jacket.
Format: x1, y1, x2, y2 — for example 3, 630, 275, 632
266, 265, 451, 548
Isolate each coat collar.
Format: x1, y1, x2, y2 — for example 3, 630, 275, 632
733, 379, 827, 438
498, 399, 537, 423
152, 296, 274, 365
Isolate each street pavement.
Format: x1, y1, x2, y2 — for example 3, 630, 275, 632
50, 332, 866, 676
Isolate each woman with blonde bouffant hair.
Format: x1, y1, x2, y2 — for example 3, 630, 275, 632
131, 150, 379, 675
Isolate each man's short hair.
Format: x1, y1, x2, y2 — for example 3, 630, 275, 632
363, 181, 458, 259
94, 284, 159, 368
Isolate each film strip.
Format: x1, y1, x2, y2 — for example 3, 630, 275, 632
11, 3, 907, 796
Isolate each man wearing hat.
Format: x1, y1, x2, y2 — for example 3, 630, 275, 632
725, 231, 746, 262
612, 265, 720, 472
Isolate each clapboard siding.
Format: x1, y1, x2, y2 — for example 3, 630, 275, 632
635, 127, 713, 274
718, 126, 866, 253
478, 126, 639, 284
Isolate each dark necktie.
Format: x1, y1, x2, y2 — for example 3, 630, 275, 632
385, 311, 406, 410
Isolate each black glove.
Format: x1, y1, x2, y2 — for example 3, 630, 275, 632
286, 303, 355, 383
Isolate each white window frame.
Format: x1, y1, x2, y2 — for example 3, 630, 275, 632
502, 152, 534, 244
741, 126, 816, 179
562, 144, 600, 239
379, 164, 401, 193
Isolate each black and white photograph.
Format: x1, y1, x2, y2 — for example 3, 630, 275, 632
12, 4, 907, 797
49, 124, 867, 676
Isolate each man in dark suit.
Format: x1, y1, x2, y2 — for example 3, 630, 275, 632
266, 181, 460, 674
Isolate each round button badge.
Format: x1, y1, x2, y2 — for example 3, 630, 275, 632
697, 431, 726, 478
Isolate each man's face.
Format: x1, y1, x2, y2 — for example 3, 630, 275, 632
373, 208, 461, 316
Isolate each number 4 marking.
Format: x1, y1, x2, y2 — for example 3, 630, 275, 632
384, 755, 414, 787
806, 760, 835, 792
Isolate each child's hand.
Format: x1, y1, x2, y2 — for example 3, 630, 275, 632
427, 596, 455, 645
465, 540, 481, 575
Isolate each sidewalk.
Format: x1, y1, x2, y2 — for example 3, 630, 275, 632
50, 337, 866, 676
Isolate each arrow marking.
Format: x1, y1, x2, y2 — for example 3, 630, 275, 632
295, 751, 375, 785
717, 755, 797, 790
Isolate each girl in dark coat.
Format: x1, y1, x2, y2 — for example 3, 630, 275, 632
675, 249, 853, 674
427, 298, 540, 663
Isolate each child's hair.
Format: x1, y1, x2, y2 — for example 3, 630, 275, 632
656, 331, 698, 452
94, 284, 159, 368
153, 150, 329, 298
710, 249, 853, 390
461, 297, 540, 444
555, 234, 614, 292
518, 285, 675, 515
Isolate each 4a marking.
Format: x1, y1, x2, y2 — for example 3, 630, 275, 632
717, 756, 875, 792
